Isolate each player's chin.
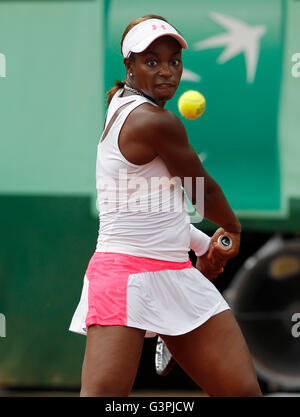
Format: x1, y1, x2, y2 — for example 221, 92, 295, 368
154, 86, 176, 102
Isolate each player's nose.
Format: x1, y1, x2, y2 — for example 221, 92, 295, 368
158, 62, 172, 77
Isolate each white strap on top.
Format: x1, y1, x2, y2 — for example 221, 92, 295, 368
100, 89, 155, 143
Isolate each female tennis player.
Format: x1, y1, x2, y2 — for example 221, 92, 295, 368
69, 14, 262, 397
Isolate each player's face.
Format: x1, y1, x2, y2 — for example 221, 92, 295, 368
126, 36, 183, 107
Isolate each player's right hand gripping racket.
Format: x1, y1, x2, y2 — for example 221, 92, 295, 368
154, 234, 233, 376
155, 336, 176, 376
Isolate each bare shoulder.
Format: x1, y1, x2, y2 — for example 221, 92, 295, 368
126, 103, 188, 148
125, 102, 205, 181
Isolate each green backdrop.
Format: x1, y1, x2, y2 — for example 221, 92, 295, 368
106, 0, 282, 216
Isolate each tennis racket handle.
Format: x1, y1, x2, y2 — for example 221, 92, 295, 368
217, 234, 233, 250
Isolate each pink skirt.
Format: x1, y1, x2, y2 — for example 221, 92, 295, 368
69, 252, 230, 337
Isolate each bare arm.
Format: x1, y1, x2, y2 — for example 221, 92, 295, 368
134, 106, 241, 233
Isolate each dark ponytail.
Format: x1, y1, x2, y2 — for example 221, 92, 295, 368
106, 80, 125, 107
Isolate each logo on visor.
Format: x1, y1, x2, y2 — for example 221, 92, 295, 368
152, 24, 167, 31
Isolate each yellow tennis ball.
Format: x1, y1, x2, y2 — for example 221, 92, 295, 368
178, 90, 206, 119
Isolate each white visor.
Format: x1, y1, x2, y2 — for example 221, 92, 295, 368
122, 18, 188, 58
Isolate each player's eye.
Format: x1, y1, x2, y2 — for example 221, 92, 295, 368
171, 58, 181, 66
147, 59, 158, 67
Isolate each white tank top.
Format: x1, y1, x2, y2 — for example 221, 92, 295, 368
95, 88, 191, 262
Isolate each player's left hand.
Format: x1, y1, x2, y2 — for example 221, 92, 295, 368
196, 246, 225, 279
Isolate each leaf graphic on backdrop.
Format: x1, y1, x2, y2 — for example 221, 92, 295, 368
193, 12, 266, 83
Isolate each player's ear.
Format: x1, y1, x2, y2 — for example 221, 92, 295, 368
124, 56, 134, 73
124, 53, 136, 76
123, 57, 130, 70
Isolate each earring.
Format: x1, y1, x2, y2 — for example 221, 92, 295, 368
129, 72, 133, 77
